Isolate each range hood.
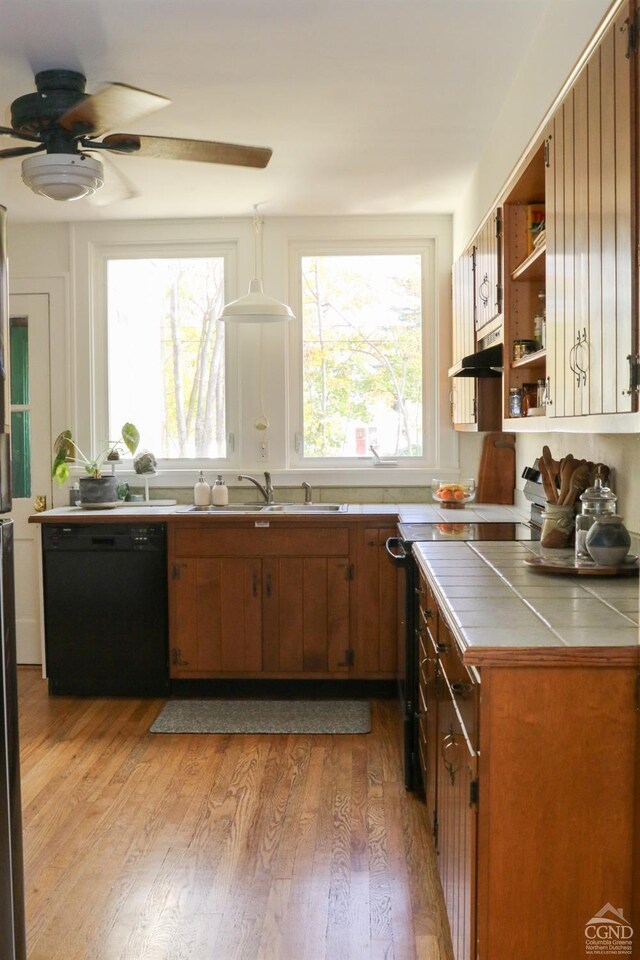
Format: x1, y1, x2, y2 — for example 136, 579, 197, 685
448, 342, 503, 378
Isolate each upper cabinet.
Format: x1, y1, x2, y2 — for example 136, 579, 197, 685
474, 209, 502, 334
545, 0, 636, 419
465, 0, 640, 432
450, 210, 503, 432
503, 145, 547, 423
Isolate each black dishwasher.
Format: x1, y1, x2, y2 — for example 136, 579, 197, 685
42, 524, 170, 696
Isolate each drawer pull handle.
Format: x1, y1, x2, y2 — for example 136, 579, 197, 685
451, 681, 473, 700
441, 733, 461, 783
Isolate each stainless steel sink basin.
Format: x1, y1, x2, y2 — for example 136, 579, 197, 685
264, 503, 348, 513
182, 502, 348, 514
184, 504, 267, 513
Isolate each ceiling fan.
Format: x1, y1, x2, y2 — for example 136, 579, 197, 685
0, 69, 272, 201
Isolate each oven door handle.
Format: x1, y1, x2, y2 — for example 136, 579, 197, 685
385, 536, 409, 566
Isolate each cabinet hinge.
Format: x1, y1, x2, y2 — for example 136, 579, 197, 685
625, 11, 639, 58
496, 283, 503, 311
171, 647, 187, 666
495, 211, 502, 239
339, 648, 355, 668
172, 563, 181, 580
345, 563, 355, 581
469, 778, 479, 807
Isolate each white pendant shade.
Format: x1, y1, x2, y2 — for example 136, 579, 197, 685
218, 279, 295, 324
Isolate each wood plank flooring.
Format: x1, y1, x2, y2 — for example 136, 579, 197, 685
17, 667, 454, 960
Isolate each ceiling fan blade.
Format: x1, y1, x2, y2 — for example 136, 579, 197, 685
0, 143, 45, 159
102, 133, 272, 168
89, 151, 140, 207
59, 83, 170, 137
0, 125, 42, 144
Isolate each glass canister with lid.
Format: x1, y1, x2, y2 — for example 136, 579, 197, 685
574, 473, 617, 561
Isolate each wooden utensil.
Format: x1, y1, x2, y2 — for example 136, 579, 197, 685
538, 456, 557, 503
541, 445, 558, 488
558, 454, 576, 502
563, 462, 590, 505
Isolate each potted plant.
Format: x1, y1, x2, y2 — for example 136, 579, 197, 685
52, 423, 140, 508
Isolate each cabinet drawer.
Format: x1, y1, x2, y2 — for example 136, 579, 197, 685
175, 525, 350, 557
439, 654, 478, 752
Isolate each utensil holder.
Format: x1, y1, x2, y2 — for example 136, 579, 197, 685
541, 503, 575, 549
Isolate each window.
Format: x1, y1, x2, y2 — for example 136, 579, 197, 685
107, 256, 227, 459
299, 252, 424, 459
10, 316, 30, 497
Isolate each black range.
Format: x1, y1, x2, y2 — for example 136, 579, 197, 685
386, 519, 535, 791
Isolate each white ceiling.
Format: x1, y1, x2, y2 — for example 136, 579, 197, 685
0, 0, 551, 223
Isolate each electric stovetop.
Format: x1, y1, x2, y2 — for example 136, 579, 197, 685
397, 520, 535, 542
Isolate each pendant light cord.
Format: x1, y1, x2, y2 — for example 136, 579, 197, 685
253, 204, 263, 281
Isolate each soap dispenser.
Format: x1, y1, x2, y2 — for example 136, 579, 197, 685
211, 475, 229, 506
194, 470, 211, 507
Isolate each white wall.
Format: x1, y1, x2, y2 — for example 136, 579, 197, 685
454, 0, 615, 256
7, 213, 458, 495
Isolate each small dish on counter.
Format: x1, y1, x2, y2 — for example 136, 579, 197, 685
431, 478, 476, 506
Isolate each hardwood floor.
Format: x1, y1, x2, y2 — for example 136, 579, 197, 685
17, 667, 454, 960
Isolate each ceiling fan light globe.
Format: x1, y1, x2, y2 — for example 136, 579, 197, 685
21, 153, 104, 201
218, 279, 295, 323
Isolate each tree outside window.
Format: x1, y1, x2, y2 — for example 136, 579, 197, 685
107, 256, 226, 459
301, 253, 423, 458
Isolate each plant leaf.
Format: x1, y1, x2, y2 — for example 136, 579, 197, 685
52, 430, 74, 482
121, 423, 140, 456
53, 461, 70, 484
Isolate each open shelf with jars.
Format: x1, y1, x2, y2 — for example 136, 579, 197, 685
502, 141, 547, 423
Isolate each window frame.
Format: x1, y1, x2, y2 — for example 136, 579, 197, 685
287, 238, 437, 469
90, 238, 239, 473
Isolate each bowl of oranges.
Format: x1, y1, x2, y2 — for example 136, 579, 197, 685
431, 478, 476, 506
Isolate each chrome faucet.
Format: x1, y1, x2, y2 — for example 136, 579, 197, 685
302, 481, 313, 504
237, 471, 274, 504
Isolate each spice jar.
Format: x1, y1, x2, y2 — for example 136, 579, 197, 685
522, 382, 538, 416
509, 387, 522, 417
512, 339, 538, 362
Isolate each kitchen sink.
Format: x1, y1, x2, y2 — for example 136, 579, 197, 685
182, 502, 348, 514
265, 503, 348, 513
184, 504, 267, 513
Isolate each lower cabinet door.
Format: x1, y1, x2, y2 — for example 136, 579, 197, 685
437, 689, 478, 960
262, 556, 351, 673
170, 557, 262, 676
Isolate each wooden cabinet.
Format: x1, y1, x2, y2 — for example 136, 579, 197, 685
168, 518, 399, 680
451, 246, 476, 427
417, 576, 478, 960
169, 523, 351, 678
354, 524, 399, 676
502, 143, 547, 422
416, 564, 638, 960
545, 0, 636, 418
474, 208, 502, 334
451, 227, 502, 432
501, 0, 639, 427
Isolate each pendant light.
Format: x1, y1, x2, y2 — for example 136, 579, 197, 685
218, 206, 295, 323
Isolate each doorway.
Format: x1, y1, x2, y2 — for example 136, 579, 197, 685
8, 291, 52, 665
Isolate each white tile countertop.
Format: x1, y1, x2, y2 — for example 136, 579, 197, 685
413, 539, 640, 666
31, 501, 526, 522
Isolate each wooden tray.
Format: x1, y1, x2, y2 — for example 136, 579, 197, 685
524, 555, 639, 576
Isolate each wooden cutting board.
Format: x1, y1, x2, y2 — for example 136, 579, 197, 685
475, 432, 516, 504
